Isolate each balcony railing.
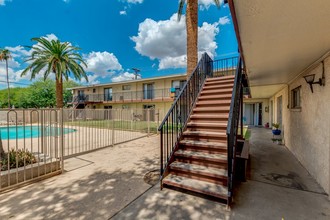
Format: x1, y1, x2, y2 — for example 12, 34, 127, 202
211, 57, 239, 77
69, 88, 177, 103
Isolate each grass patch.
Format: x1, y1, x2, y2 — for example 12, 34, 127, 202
243, 127, 251, 140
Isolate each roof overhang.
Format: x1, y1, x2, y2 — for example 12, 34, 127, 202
228, 0, 330, 95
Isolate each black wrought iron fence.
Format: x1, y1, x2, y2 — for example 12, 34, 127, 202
211, 57, 238, 77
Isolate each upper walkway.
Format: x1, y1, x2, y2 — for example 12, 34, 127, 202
0, 128, 329, 219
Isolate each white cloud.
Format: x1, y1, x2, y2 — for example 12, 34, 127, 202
0, 0, 11, 6
131, 14, 220, 69
199, 0, 224, 10
125, 0, 143, 4
131, 14, 186, 60
0, 66, 15, 82
218, 16, 230, 25
84, 51, 122, 76
111, 71, 141, 82
119, 10, 127, 15
43, 33, 58, 40
5, 46, 31, 58
79, 74, 100, 85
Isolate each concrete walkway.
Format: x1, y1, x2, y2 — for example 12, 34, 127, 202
0, 135, 160, 220
0, 128, 329, 220
112, 127, 330, 220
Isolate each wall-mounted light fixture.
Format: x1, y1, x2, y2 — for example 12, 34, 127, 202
303, 61, 326, 93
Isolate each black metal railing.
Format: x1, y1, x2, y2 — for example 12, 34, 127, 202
158, 53, 213, 179
68, 88, 176, 103
211, 57, 238, 77
226, 57, 244, 200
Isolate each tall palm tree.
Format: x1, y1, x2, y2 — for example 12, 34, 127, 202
22, 37, 88, 108
178, 0, 221, 76
0, 48, 12, 108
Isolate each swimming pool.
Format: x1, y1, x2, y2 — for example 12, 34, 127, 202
0, 126, 76, 140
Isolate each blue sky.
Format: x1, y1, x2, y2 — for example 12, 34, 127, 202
0, 0, 237, 88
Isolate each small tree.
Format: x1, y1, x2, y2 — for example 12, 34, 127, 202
0, 48, 12, 108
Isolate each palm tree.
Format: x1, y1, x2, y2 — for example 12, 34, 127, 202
22, 37, 88, 108
178, 0, 221, 76
0, 48, 12, 108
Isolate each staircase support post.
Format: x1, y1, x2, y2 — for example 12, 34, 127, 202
240, 85, 244, 136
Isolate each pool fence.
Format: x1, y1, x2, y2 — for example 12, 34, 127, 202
0, 108, 161, 192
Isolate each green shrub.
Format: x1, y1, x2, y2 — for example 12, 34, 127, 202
0, 149, 37, 171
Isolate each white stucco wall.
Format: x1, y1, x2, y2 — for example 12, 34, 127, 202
270, 56, 330, 194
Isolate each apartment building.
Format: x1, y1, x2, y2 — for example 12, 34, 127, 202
69, 74, 186, 115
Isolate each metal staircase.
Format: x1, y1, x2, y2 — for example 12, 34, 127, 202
159, 53, 246, 205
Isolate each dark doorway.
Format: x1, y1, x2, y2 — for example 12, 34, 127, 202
258, 103, 262, 126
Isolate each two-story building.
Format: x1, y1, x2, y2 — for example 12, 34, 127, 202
69, 74, 186, 119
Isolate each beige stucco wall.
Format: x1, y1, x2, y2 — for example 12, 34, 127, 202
269, 56, 330, 194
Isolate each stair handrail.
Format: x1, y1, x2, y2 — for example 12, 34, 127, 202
226, 56, 243, 200
158, 53, 213, 179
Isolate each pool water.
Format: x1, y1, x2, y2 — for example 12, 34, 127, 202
0, 126, 76, 140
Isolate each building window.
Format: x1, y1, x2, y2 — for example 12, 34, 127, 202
291, 86, 301, 109
171, 80, 186, 97
93, 88, 96, 93
143, 83, 154, 99
172, 80, 186, 89
122, 85, 131, 90
104, 88, 112, 101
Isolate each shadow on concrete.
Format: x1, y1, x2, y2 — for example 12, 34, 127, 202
0, 156, 159, 220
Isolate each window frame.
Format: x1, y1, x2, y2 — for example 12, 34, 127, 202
122, 85, 131, 91
291, 86, 301, 109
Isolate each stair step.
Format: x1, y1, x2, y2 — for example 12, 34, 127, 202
179, 140, 227, 150
193, 106, 230, 113
187, 122, 227, 129
204, 79, 235, 86
163, 174, 229, 200
201, 88, 233, 95
175, 149, 227, 162
203, 84, 234, 90
196, 100, 231, 106
198, 94, 232, 100
206, 76, 235, 81
190, 114, 228, 120
183, 130, 227, 138
189, 114, 228, 124
170, 161, 228, 179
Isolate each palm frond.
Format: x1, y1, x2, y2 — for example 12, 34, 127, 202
177, 0, 186, 21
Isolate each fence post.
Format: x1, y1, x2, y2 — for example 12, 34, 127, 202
112, 109, 115, 147
147, 108, 150, 136
60, 108, 64, 173
131, 109, 134, 131
157, 109, 160, 134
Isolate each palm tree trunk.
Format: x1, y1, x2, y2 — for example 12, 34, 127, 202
55, 75, 64, 108
186, 0, 198, 77
6, 59, 10, 109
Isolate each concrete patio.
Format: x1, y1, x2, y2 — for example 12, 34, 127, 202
0, 128, 329, 220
